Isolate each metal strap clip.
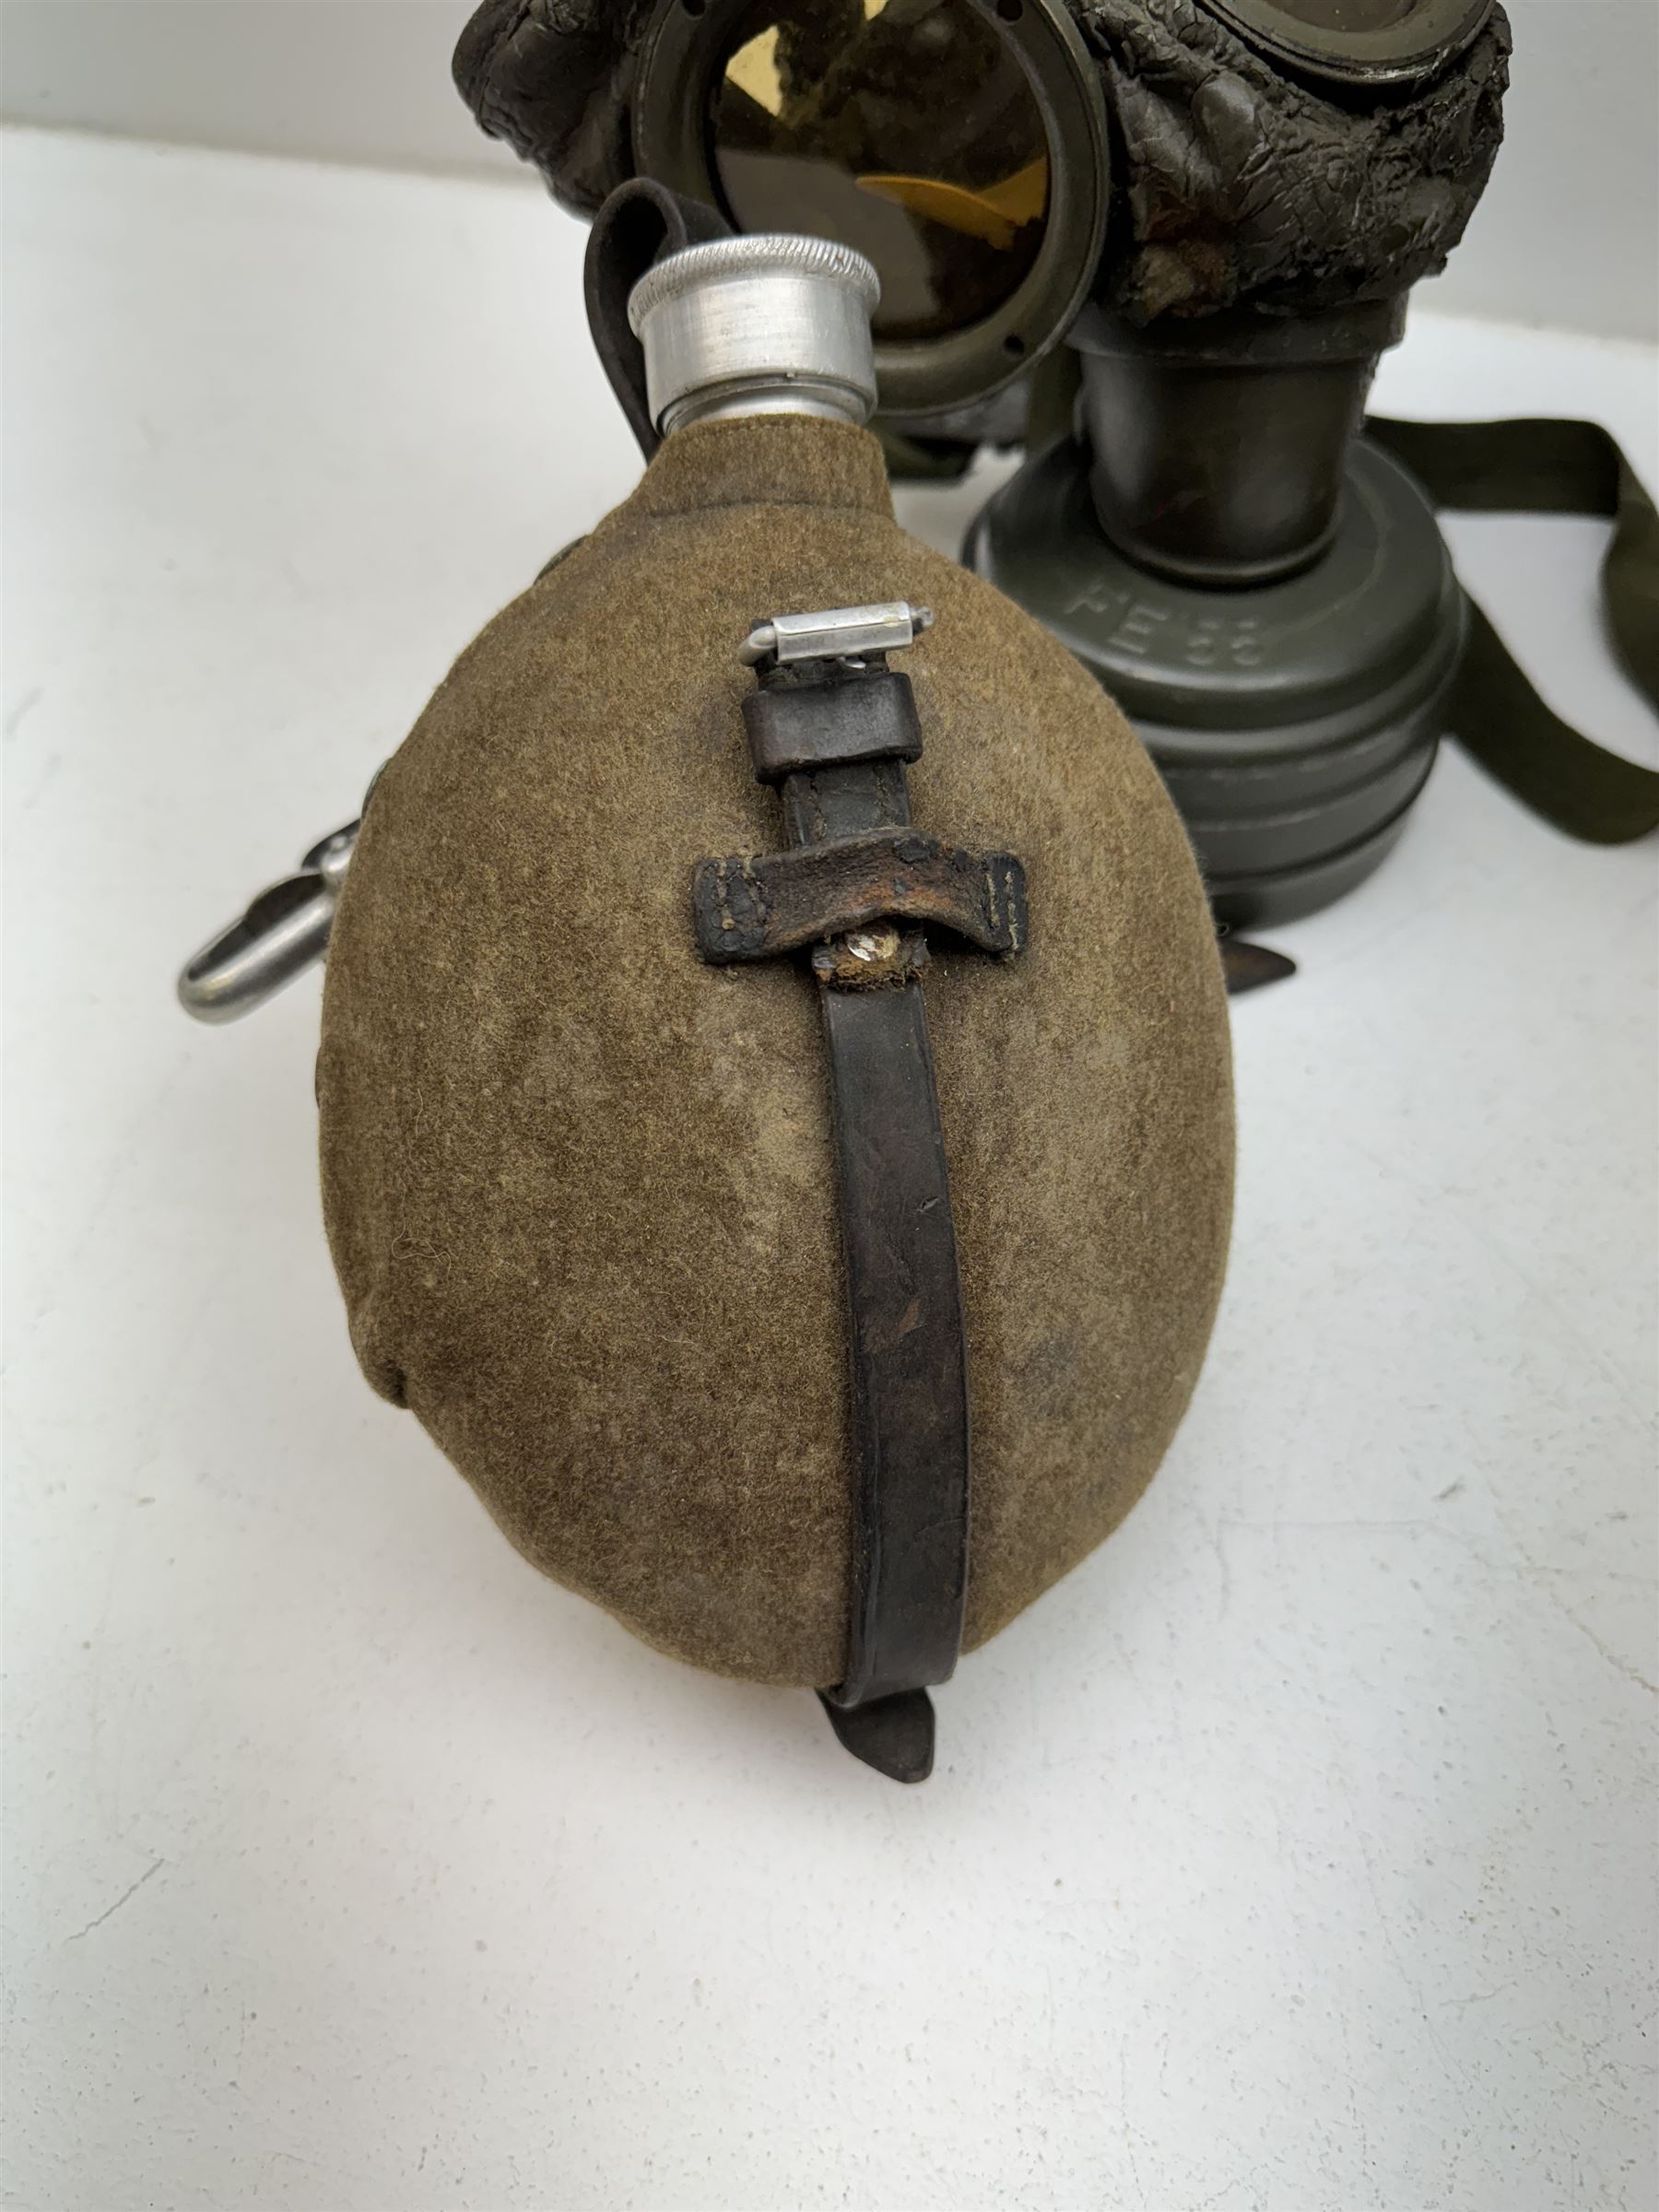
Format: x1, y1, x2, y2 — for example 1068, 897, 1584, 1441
177, 819, 359, 1024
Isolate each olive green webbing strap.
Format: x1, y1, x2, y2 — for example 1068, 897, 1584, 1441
1366, 416, 1659, 844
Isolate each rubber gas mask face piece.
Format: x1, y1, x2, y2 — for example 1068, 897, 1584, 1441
1081, 0, 1508, 326
454, 0, 1507, 418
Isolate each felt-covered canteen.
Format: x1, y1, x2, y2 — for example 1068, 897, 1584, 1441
313, 270, 1231, 1779
190, 219, 1235, 1777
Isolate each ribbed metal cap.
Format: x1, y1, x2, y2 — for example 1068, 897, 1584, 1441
627, 235, 881, 438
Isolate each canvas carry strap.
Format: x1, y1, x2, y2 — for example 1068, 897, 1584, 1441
1365, 416, 1659, 845
886, 399, 1659, 851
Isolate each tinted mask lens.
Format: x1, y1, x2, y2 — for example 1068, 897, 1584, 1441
1198, 0, 1494, 81
634, 0, 1108, 417
708, 0, 1049, 343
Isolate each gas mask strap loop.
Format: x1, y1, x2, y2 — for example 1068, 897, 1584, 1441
1368, 415, 1659, 846
583, 181, 731, 461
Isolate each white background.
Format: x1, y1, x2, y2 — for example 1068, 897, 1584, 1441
3, 48, 1657, 2212
0, 0, 1656, 341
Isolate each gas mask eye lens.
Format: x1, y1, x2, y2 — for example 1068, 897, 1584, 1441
706, 0, 1052, 343
1273, 1, 1422, 25
634, 0, 1109, 416
1197, 0, 1494, 81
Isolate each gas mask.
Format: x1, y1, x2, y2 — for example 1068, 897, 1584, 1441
454, 0, 1522, 918
453, 0, 1507, 423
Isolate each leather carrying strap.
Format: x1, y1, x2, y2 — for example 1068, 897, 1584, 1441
818, 978, 970, 1783
695, 649, 1026, 1782
1366, 415, 1659, 844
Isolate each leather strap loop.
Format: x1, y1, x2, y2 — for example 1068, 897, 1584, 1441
583, 181, 731, 460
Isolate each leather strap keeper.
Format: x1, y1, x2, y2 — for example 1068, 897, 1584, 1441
743, 670, 924, 782
691, 828, 1028, 965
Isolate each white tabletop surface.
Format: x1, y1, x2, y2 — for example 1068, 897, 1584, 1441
5, 130, 1655, 2212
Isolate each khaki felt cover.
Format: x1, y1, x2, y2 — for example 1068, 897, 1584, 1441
318, 416, 1233, 1688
